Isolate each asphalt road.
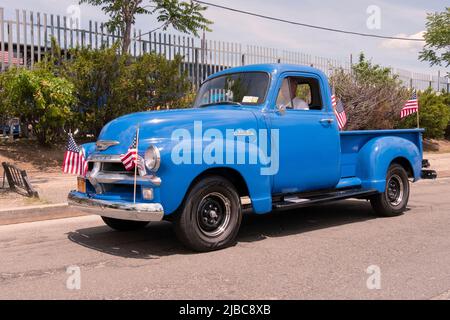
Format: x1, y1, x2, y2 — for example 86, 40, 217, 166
1, 179, 449, 300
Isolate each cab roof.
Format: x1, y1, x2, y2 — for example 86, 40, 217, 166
206, 63, 328, 81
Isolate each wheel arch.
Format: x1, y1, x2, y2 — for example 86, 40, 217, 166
168, 167, 251, 218
391, 157, 414, 178
356, 136, 422, 192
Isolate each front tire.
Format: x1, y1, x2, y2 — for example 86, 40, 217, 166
370, 164, 410, 217
101, 217, 149, 231
174, 176, 242, 252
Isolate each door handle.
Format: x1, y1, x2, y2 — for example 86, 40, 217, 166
320, 118, 334, 124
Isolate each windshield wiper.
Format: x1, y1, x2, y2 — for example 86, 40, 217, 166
199, 101, 243, 108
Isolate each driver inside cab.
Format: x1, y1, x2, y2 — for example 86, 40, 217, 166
277, 78, 310, 110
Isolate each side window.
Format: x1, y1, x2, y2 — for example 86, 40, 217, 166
276, 76, 323, 111
276, 78, 293, 110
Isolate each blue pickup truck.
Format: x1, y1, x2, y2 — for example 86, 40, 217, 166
69, 64, 436, 252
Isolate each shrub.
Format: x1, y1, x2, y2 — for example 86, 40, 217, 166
0, 67, 75, 145
60, 45, 192, 136
330, 54, 409, 130
398, 89, 450, 139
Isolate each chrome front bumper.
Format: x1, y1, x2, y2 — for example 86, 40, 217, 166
68, 191, 164, 222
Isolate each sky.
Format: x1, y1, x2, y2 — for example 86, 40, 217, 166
1, 0, 448, 75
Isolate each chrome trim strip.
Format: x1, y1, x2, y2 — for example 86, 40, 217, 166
68, 191, 164, 222
96, 140, 120, 151
90, 172, 162, 186
88, 154, 122, 162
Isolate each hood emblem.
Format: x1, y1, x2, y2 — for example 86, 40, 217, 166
96, 140, 120, 151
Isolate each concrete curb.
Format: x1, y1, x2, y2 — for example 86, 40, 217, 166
0, 203, 87, 226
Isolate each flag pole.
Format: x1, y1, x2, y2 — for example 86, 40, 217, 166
133, 125, 140, 204
416, 105, 420, 129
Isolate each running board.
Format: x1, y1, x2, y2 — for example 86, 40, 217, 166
273, 188, 378, 211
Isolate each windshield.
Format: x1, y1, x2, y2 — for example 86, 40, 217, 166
193, 72, 270, 108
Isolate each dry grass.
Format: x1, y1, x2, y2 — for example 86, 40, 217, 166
0, 139, 66, 174
423, 139, 450, 154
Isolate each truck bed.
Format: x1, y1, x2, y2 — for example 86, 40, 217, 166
339, 129, 423, 179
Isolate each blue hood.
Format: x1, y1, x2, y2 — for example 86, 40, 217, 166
95, 106, 261, 155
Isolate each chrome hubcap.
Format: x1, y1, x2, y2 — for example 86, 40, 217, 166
387, 174, 404, 206
197, 192, 231, 237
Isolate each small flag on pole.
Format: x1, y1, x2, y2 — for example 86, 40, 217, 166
400, 90, 419, 119
62, 134, 88, 176
332, 94, 347, 130
120, 130, 146, 175
120, 132, 138, 171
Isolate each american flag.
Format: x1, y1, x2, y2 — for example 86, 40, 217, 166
120, 130, 146, 175
0, 51, 23, 65
120, 132, 138, 171
62, 134, 88, 176
400, 90, 419, 119
332, 94, 347, 130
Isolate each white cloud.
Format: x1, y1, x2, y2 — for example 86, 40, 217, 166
380, 31, 425, 51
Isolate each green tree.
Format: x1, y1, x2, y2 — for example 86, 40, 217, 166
61, 46, 192, 135
419, 7, 450, 71
0, 67, 75, 145
398, 89, 450, 139
352, 53, 399, 85
79, 0, 212, 54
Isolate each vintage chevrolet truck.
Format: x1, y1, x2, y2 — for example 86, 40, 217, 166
68, 64, 436, 252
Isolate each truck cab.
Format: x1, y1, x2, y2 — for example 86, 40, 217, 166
68, 64, 435, 252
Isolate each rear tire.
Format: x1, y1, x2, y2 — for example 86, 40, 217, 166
173, 176, 242, 252
370, 164, 410, 217
101, 217, 149, 231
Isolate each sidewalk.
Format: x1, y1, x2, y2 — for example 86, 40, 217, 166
424, 152, 450, 178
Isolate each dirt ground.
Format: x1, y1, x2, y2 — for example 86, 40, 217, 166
0, 140, 73, 208
423, 139, 450, 153
0, 139, 65, 175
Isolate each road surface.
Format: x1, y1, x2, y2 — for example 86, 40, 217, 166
1, 179, 449, 299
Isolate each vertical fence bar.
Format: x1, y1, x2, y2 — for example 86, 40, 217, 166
7, 20, 12, 66
37, 12, 41, 62
30, 11, 34, 68
0, 7, 4, 71
22, 10, 27, 66
89, 20, 92, 48
63, 16, 67, 58
16, 9, 20, 65
69, 17, 74, 49
56, 15, 61, 46
43, 13, 48, 54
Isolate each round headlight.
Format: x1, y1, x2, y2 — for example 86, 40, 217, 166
144, 145, 161, 172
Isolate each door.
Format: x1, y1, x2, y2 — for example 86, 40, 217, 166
269, 73, 341, 194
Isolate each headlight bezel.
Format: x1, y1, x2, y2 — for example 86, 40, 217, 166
144, 145, 161, 172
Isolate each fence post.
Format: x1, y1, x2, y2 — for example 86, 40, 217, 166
195, 47, 200, 89
437, 70, 441, 92
0, 7, 4, 71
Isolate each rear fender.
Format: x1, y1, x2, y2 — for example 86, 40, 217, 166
356, 136, 421, 192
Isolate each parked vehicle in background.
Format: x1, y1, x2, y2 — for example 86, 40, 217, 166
68, 64, 437, 252
0, 118, 20, 138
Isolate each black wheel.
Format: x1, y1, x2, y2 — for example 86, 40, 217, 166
101, 216, 149, 231
370, 164, 410, 217
173, 176, 242, 252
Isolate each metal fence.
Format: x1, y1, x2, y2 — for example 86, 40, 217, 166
0, 7, 448, 92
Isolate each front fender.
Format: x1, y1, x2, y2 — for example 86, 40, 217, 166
356, 136, 422, 192
81, 142, 96, 158
157, 136, 273, 215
